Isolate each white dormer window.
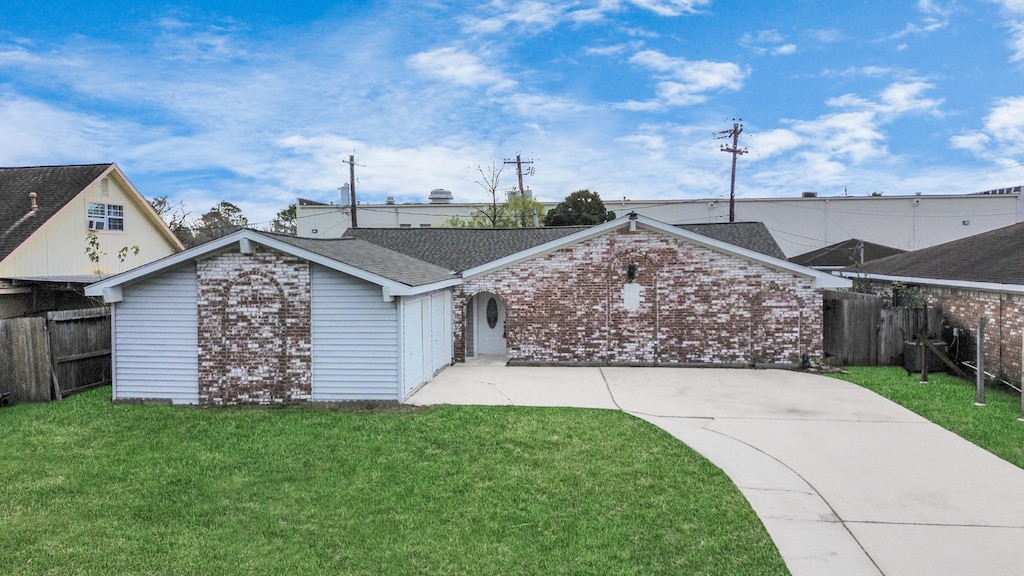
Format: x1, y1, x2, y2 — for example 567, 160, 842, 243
88, 202, 125, 231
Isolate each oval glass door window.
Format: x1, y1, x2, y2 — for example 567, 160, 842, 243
486, 297, 498, 329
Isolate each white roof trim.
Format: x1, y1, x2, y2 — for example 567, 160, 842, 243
836, 271, 1024, 295
461, 214, 851, 289
86, 229, 460, 299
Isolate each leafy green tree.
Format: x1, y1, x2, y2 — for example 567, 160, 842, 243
544, 189, 616, 226
443, 193, 546, 228
190, 201, 248, 246
270, 203, 297, 235
502, 193, 546, 227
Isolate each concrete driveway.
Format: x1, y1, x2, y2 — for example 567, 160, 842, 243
408, 359, 1024, 576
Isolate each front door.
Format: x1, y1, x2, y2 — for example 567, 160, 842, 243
474, 293, 506, 355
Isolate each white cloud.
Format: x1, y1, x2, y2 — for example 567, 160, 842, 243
624, 49, 746, 107
827, 81, 944, 118
585, 42, 643, 56
807, 29, 842, 43
886, 0, 952, 40
461, 1, 564, 34
995, 0, 1024, 13
627, 0, 709, 16
462, 0, 707, 34
949, 132, 990, 154
0, 96, 126, 165
740, 29, 796, 56
407, 47, 516, 91
747, 128, 803, 160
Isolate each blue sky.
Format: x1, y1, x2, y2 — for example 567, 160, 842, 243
2, 0, 1024, 226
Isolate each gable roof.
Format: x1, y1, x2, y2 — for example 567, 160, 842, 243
675, 222, 786, 259
344, 221, 786, 272
455, 214, 850, 288
790, 238, 905, 268
261, 232, 456, 286
344, 226, 588, 271
843, 222, 1024, 289
86, 228, 459, 302
0, 164, 112, 263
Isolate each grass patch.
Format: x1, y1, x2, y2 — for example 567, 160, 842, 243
0, 387, 787, 575
833, 367, 1024, 469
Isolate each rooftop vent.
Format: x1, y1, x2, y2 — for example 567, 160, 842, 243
801, 191, 818, 198
428, 188, 453, 204
29, 192, 38, 211
386, 196, 395, 205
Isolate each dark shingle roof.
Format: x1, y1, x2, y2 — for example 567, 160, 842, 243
790, 238, 905, 268
343, 227, 589, 271
675, 222, 787, 259
0, 164, 112, 262
264, 233, 456, 286
854, 222, 1024, 285
344, 221, 787, 273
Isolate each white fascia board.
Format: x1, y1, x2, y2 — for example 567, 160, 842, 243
462, 214, 851, 289
637, 217, 850, 288
460, 217, 630, 279
835, 271, 1024, 295
105, 164, 186, 251
86, 229, 461, 299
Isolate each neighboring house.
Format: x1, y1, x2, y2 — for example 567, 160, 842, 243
790, 239, 905, 271
0, 164, 184, 318
296, 187, 1023, 257
86, 214, 848, 405
840, 221, 1024, 382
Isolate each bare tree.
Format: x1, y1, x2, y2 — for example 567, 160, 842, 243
149, 196, 193, 246
472, 161, 504, 228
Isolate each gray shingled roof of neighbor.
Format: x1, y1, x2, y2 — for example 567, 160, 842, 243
0, 164, 112, 263
852, 221, 1024, 285
265, 232, 457, 286
789, 238, 905, 268
345, 221, 787, 272
674, 222, 787, 260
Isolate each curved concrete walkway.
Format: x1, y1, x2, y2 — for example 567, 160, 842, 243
408, 359, 1024, 576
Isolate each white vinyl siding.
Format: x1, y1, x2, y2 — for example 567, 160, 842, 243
114, 263, 198, 404
430, 291, 452, 374
311, 264, 400, 401
401, 296, 428, 398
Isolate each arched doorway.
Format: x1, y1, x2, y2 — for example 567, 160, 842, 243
471, 292, 507, 356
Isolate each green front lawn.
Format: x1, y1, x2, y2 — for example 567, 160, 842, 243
0, 388, 787, 575
833, 367, 1024, 469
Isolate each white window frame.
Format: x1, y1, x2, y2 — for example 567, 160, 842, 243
87, 202, 125, 232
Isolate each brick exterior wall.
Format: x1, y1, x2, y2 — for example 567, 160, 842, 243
869, 281, 1024, 383
197, 248, 312, 405
454, 227, 823, 366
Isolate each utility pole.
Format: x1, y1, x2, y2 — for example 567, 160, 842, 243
503, 153, 535, 195
344, 154, 359, 228
716, 119, 748, 222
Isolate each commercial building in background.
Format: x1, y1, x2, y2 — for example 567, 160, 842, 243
296, 186, 1023, 258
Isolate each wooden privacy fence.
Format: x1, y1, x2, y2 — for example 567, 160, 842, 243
823, 291, 943, 366
0, 307, 111, 404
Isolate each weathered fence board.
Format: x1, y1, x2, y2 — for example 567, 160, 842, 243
0, 316, 50, 402
47, 308, 111, 397
823, 291, 944, 367
823, 291, 883, 365
0, 307, 110, 404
